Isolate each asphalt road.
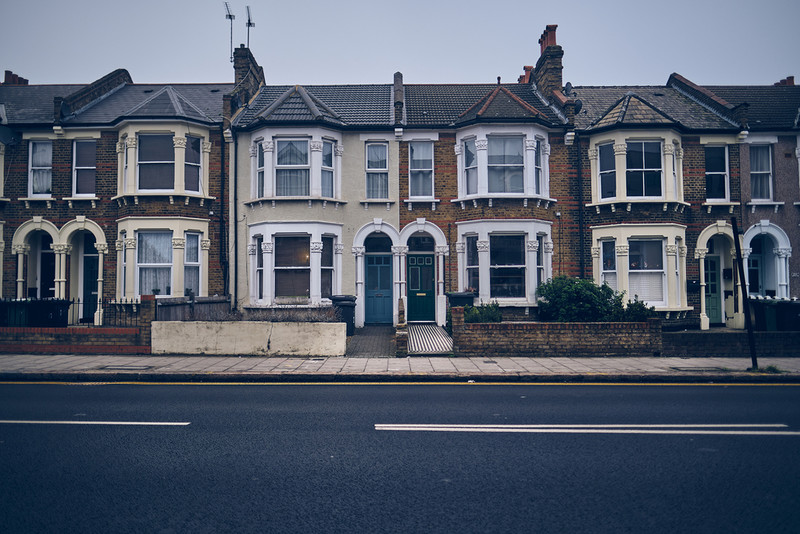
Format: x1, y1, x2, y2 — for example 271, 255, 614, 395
1, 383, 799, 533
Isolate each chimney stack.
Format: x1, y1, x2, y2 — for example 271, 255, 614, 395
3, 70, 29, 85
531, 24, 564, 104
393, 72, 405, 126
774, 76, 795, 86
539, 24, 559, 55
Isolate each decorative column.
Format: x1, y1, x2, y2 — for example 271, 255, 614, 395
173, 136, 187, 192
124, 238, 136, 299
455, 242, 466, 291
525, 139, 538, 196
334, 243, 344, 295
262, 141, 275, 198
675, 147, 684, 202
475, 139, 489, 196
544, 241, 554, 282
776, 248, 792, 298
124, 136, 137, 195
261, 241, 274, 305
310, 240, 323, 304
666, 244, 678, 309
172, 237, 185, 297
613, 143, 627, 200
352, 246, 365, 327
616, 244, 630, 303
591, 246, 601, 286
695, 248, 709, 330
247, 242, 259, 303
202, 141, 212, 195
527, 239, 540, 302
477, 240, 490, 303
94, 243, 108, 325
249, 144, 259, 197
453, 144, 463, 195
309, 141, 323, 197
52, 243, 70, 299
392, 245, 408, 326
13, 244, 29, 299
588, 147, 599, 201
542, 142, 551, 198
679, 245, 688, 308
201, 239, 211, 296
334, 145, 344, 199
435, 245, 449, 326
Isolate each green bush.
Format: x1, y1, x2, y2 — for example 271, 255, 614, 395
537, 276, 656, 322
463, 301, 502, 323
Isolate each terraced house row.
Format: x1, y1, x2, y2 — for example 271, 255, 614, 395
2, 25, 798, 332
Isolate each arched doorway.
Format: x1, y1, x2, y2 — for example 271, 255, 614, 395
29, 232, 55, 299
364, 232, 393, 324
71, 232, 99, 322
406, 231, 435, 322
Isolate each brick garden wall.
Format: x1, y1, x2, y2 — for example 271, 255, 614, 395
450, 306, 663, 357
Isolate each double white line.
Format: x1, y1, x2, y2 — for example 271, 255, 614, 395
374, 424, 800, 436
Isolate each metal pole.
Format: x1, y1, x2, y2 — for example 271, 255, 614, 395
730, 216, 757, 369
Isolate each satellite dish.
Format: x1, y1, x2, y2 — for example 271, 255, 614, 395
564, 82, 573, 96
574, 99, 583, 114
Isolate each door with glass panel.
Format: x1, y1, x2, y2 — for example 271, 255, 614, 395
81, 233, 99, 322
704, 255, 722, 324
365, 255, 392, 324
407, 254, 435, 322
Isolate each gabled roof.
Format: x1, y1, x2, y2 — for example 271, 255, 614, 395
589, 92, 677, 130
455, 85, 547, 125
250, 85, 345, 126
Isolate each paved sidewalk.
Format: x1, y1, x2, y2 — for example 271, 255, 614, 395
0, 354, 798, 383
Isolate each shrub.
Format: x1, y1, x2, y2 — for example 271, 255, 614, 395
463, 301, 502, 323
537, 276, 656, 322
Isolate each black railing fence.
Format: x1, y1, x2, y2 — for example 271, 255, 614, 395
156, 295, 232, 321
0, 298, 140, 328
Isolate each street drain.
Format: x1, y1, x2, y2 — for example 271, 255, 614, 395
670, 367, 727, 372
310, 358, 326, 362
103, 365, 153, 371
483, 360, 497, 364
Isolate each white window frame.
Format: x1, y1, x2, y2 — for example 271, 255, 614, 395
463, 138, 478, 196
254, 235, 265, 301
184, 232, 201, 297
322, 140, 335, 198
409, 141, 434, 199
625, 140, 663, 198
465, 234, 479, 292
600, 239, 617, 290
137, 133, 175, 192
184, 135, 202, 193
598, 142, 616, 200
750, 144, 773, 201
72, 139, 97, 197
136, 230, 173, 297
487, 135, 525, 194
28, 140, 53, 198
627, 238, 666, 307
275, 138, 310, 197
366, 142, 389, 199
320, 235, 335, 299
704, 145, 729, 202
256, 141, 265, 198
489, 233, 527, 298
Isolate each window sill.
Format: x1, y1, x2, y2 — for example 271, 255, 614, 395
18, 197, 54, 209
111, 193, 215, 207
63, 196, 99, 208
360, 199, 395, 211
0, 197, 10, 203
746, 201, 784, 213
451, 195, 557, 209
246, 196, 346, 209
403, 198, 440, 211
586, 200, 689, 214
701, 201, 738, 214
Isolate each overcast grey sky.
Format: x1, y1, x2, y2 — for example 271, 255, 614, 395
2, 0, 799, 87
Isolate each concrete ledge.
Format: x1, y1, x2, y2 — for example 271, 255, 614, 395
151, 321, 346, 356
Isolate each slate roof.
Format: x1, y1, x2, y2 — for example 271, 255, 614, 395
455, 85, 547, 125
702, 85, 800, 130
0, 84, 85, 125
569, 86, 737, 132
590, 92, 677, 129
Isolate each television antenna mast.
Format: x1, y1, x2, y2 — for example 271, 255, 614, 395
246, 6, 255, 48
224, 2, 235, 62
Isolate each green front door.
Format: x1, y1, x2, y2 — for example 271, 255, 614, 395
407, 254, 434, 322
704, 255, 722, 324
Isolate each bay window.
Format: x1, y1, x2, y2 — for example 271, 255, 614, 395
626, 141, 662, 197
274, 236, 310, 298
628, 239, 664, 305
409, 141, 433, 197
489, 234, 525, 298
601, 240, 617, 290
465, 235, 479, 291
185, 136, 201, 192
256, 142, 265, 197
321, 236, 334, 298
184, 232, 200, 296
464, 139, 478, 195
255, 236, 264, 300
138, 134, 175, 190
366, 142, 388, 199
488, 136, 524, 193
750, 145, 772, 200
599, 143, 615, 199
276, 140, 310, 196
137, 231, 172, 296
322, 141, 334, 198
29, 140, 52, 196
73, 140, 96, 196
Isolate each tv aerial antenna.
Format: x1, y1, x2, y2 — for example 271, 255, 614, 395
246, 6, 255, 48
224, 2, 235, 62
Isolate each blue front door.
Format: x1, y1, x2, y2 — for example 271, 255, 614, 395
365, 255, 392, 324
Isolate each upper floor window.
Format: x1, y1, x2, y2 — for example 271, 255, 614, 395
464, 139, 478, 195
29, 140, 52, 197
625, 141, 661, 197
533, 140, 543, 195
256, 142, 265, 197
322, 141, 335, 198
488, 136, 524, 193
705, 146, 728, 201
366, 142, 388, 199
409, 141, 434, 198
276, 139, 309, 196
750, 145, 773, 200
73, 140, 96, 196
598, 143, 615, 199
138, 134, 175, 190
185, 136, 202, 193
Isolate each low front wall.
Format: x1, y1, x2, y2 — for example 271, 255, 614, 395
0, 327, 148, 354
151, 321, 347, 356
450, 307, 662, 357
663, 331, 800, 357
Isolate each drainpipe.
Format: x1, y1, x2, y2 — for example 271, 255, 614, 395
219, 125, 229, 297
232, 131, 239, 311
575, 132, 586, 278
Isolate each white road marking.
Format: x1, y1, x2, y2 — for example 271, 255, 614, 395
374, 423, 800, 436
0, 420, 190, 426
